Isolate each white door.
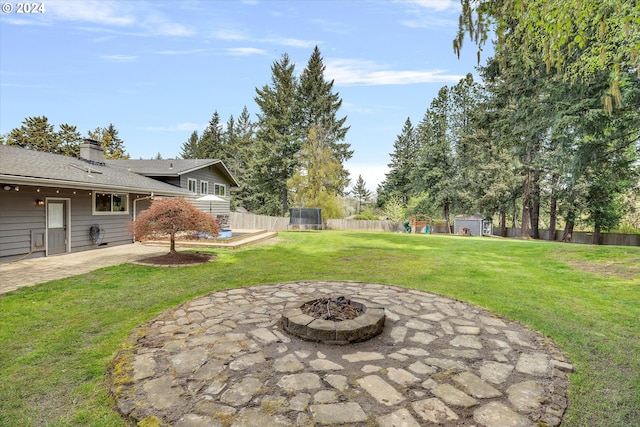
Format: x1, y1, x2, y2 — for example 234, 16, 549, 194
47, 200, 68, 255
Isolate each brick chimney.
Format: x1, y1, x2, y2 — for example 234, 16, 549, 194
79, 138, 105, 165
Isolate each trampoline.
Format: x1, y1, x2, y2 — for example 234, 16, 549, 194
288, 207, 323, 230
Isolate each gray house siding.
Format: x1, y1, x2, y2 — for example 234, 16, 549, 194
0, 189, 46, 259
180, 168, 231, 221
1, 146, 237, 261
0, 185, 153, 261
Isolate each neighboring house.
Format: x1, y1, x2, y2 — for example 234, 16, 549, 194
0, 140, 238, 261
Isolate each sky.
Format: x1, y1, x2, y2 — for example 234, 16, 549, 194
0, 0, 489, 191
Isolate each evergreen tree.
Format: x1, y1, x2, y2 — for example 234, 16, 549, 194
104, 123, 128, 159
180, 131, 199, 159
449, 74, 484, 214
297, 46, 352, 193
7, 116, 60, 153
251, 53, 301, 215
87, 125, 129, 159
228, 106, 256, 211
351, 174, 372, 214
378, 117, 417, 206
411, 87, 457, 230
57, 124, 82, 157
198, 111, 224, 159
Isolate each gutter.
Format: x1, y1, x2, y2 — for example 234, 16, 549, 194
0, 175, 190, 197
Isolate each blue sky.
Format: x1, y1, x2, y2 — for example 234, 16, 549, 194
0, 0, 488, 191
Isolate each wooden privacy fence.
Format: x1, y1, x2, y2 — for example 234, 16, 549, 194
229, 212, 289, 230
230, 212, 397, 232
495, 227, 639, 246
230, 213, 639, 246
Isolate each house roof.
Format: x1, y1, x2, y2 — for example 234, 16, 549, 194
0, 145, 191, 196
105, 159, 240, 187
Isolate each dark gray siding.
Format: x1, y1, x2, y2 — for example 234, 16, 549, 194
0, 188, 46, 259
0, 186, 151, 261
179, 167, 232, 221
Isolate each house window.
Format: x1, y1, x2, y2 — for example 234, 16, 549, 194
93, 192, 129, 214
188, 178, 197, 193
200, 180, 209, 195
214, 183, 226, 196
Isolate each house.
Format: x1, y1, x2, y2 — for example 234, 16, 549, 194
0, 140, 238, 261
104, 157, 239, 222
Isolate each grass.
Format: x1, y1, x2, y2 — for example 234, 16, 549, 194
0, 231, 638, 426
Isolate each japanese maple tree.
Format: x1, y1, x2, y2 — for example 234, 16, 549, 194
131, 197, 220, 253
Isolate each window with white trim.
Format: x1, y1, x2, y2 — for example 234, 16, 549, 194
188, 178, 197, 193
200, 180, 209, 195
214, 183, 226, 196
93, 192, 129, 214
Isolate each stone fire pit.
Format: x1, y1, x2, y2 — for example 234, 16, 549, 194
281, 296, 385, 344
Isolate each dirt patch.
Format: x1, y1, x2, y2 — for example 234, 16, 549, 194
564, 259, 640, 280
134, 252, 215, 267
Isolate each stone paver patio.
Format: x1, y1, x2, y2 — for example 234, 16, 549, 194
113, 281, 572, 426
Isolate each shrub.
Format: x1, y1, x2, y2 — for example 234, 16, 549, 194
131, 197, 220, 253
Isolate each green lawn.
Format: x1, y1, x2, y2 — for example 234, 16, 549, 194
0, 231, 638, 426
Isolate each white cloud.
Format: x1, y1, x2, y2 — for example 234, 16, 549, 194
156, 49, 207, 55
100, 54, 137, 62
35, 1, 194, 37
268, 37, 317, 49
326, 59, 465, 86
150, 21, 194, 37
46, 1, 135, 26
212, 29, 249, 41
399, 0, 460, 12
398, 0, 460, 28
226, 47, 269, 56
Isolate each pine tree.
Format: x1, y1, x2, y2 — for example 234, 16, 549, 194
252, 53, 301, 215
104, 123, 128, 159
198, 111, 224, 159
57, 124, 82, 157
228, 106, 256, 211
180, 131, 199, 159
87, 125, 129, 159
7, 116, 60, 153
351, 175, 372, 214
378, 117, 417, 206
298, 46, 352, 193
411, 87, 457, 230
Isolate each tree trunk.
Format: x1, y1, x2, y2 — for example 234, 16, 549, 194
530, 170, 540, 239
549, 196, 557, 241
520, 146, 531, 239
499, 209, 507, 237
521, 177, 531, 239
444, 202, 451, 234
593, 224, 602, 245
281, 185, 288, 216
562, 216, 574, 243
170, 233, 177, 253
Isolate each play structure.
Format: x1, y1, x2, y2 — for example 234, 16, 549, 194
404, 214, 432, 234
